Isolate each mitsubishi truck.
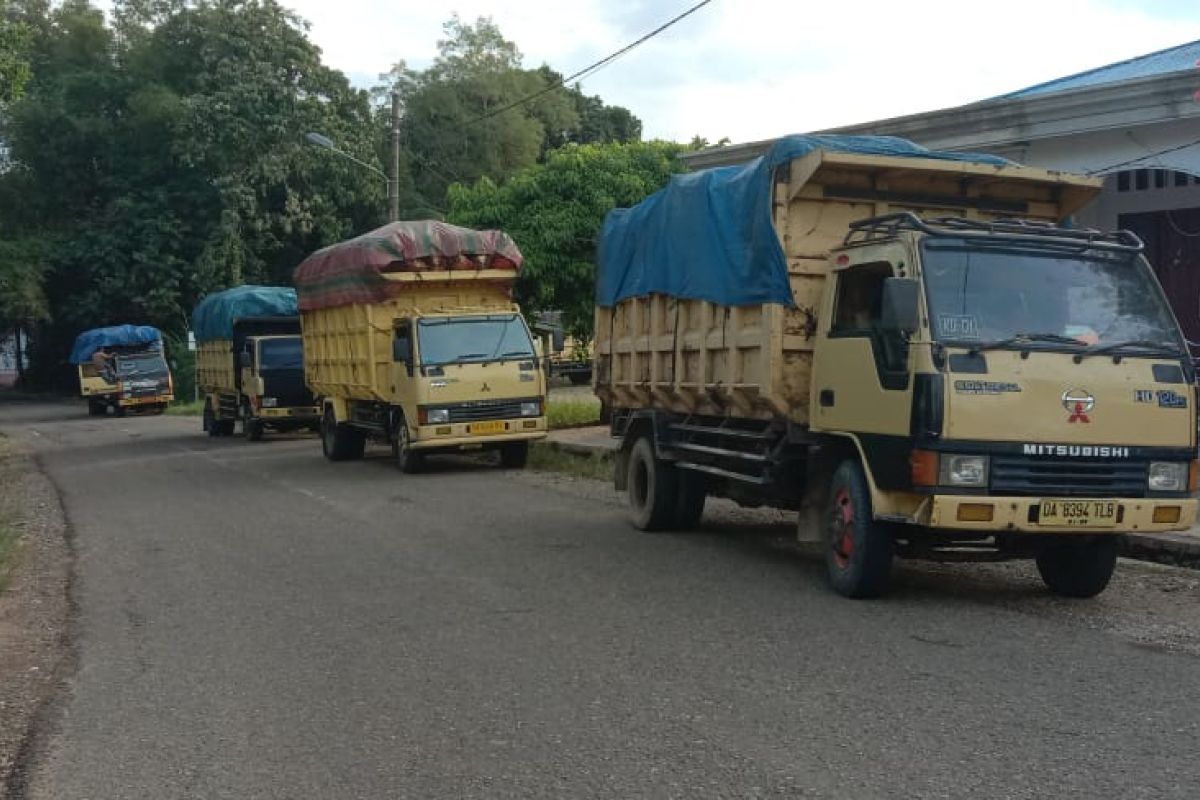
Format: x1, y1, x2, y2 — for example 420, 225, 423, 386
70, 325, 174, 416
192, 285, 319, 440
595, 135, 1197, 599
295, 220, 548, 472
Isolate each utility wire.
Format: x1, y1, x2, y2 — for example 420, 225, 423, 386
1085, 136, 1200, 175
466, 0, 715, 125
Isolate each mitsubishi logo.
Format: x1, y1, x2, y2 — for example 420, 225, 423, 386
1062, 388, 1094, 423
480, 382, 492, 393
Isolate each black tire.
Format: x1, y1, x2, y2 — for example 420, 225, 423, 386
87, 399, 106, 417
218, 419, 235, 436
568, 372, 591, 386
245, 418, 264, 442
824, 459, 894, 599
626, 436, 678, 531
1036, 537, 1119, 598
499, 441, 529, 469
391, 415, 422, 473
204, 405, 218, 437
113, 404, 127, 418
673, 469, 707, 530
321, 408, 365, 462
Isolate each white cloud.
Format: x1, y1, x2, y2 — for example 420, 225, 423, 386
137, 0, 1200, 143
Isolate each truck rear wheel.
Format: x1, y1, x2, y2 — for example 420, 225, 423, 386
824, 460, 894, 599
321, 408, 364, 462
627, 436, 678, 531
499, 441, 529, 469
391, 415, 422, 474
1036, 537, 1118, 598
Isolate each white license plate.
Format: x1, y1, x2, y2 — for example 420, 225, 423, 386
1038, 499, 1118, 528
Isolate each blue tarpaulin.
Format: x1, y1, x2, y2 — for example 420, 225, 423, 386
191, 286, 299, 342
70, 325, 163, 364
596, 134, 1011, 308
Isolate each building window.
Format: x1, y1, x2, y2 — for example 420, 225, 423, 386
1135, 170, 1150, 191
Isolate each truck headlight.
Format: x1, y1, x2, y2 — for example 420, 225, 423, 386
520, 401, 541, 417
425, 408, 449, 424
939, 454, 989, 488
261, 397, 278, 408
1148, 462, 1188, 492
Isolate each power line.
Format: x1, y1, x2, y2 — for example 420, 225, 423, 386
1085, 136, 1200, 176
466, 0, 716, 126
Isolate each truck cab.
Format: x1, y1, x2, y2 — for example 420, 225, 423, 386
809, 214, 1196, 593
233, 332, 320, 440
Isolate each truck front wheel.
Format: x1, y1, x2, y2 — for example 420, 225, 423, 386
627, 436, 678, 531
1036, 537, 1118, 598
321, 408, 365, 462
824, 460, 894, 599
391, 415, 423, 474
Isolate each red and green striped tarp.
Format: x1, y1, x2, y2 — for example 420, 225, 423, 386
293, 220, 524, 311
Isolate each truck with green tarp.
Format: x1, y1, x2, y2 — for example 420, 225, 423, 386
192, 286, 319, 440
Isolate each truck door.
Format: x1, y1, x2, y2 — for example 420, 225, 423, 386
390, 320, 417, 412
811, 257, 914, 445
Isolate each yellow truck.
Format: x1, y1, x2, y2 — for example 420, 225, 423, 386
596, 135, 1197, 599
295, 220, 548, 471
192, 286, 319, 440
70, 325, 174, 416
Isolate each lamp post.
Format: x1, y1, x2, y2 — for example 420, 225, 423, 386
305, 91, 401, 221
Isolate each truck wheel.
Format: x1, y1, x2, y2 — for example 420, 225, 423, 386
218, 419, 235, 436
824, 460, 894, 599
114, 405, 126, 418
391, 416, 422, 473
87, 399, 106, 417
204, 405, 217, 436
627, 436, 678, 531
499, 441, 529, 469
321, 408, 365, 462
244, 419, 264, 442
1036, 538, 1118, 598
673, 470, 706, 530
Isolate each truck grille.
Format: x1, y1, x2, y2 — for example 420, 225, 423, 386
447, 399, 529, 423
990, 456, 1147, 498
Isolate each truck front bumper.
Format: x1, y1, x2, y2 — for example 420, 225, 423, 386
925, 495, 1198, 534
412, 417, 547, 451
118, 394, 173, 407
258, 406, 320, 421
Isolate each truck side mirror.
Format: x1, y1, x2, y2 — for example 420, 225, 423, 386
392, 337, 411, 364
880, 277, 920, 335
239, 350, 252, 369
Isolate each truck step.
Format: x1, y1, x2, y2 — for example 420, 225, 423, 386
675, 461, 770, 485
668, 423, 774, 441
671, 441, 768, 462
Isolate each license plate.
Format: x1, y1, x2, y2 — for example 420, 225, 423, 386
469, 420, 506, 436
1038, 499, 1118, 528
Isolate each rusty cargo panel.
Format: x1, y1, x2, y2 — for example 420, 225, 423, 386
595, 151, 1101, 423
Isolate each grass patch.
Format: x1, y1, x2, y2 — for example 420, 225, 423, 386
528, 442, 613, 481
166, 399, 204, 416
546, 396, 601, 430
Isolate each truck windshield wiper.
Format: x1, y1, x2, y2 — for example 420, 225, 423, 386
968, 332, 1086, 354
1081, 340, 1183, 359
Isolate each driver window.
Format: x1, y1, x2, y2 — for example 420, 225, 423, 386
831, 262, 892, 336
393, 322, 413, 374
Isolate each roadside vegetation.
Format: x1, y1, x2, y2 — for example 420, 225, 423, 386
0, 439, 22, 591
166, 400, 204, 417
527, 443, 612, 481
546, 396, 601, 430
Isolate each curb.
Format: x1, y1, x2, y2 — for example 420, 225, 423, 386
543, 439, 615, 459
1121, 532, 1200, 569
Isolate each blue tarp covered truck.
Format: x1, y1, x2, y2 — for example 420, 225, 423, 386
71, 325, 174, 416
192, 286, 319, 440
595, 135, 1196, 599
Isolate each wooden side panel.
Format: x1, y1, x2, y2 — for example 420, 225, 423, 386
196, 340, 234, 394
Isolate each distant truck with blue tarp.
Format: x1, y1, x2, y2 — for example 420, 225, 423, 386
71, 325, 174, 416
192, 286, 320, 440
595, 134, 1197, 600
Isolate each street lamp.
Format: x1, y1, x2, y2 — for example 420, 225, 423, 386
305, 92, 401, 221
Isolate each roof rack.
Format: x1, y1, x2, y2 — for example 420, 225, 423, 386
843, 212, 1144, 253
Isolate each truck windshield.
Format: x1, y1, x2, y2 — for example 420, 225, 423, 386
921, 239, 1183, 354
116, 353, 169, 379
417, 314, 535, 366
259, 338, 304, 370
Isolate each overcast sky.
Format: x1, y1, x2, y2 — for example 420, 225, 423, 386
181, 1, 1200, 143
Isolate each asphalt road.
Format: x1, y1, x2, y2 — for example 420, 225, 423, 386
3, 400, 1200, 799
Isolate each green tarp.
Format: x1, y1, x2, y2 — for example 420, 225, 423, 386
293, 220, 523, 311
191, 286, 299, 342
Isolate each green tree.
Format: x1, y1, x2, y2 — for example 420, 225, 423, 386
447, 141, 683, 337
